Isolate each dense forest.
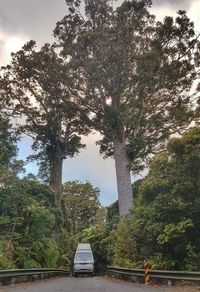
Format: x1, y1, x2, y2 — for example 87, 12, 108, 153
0, 113, 200, 271
0, 0, 200, 272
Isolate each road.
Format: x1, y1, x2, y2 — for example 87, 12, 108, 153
0, 276, 199, 292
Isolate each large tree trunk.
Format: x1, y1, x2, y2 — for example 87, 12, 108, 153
50, 151, 63, 208
113, 138, 134, 216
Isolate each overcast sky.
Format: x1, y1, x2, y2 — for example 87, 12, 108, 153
1, 0, 200, 206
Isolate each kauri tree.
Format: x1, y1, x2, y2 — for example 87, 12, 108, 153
1, 41, 90, 206
54, 0, 200, 215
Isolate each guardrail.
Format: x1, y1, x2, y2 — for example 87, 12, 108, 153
0, 268, 70, 285
107, 266, 200, 284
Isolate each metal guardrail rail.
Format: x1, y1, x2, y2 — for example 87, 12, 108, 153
107, 266, 200, 282
0, 268, 70, 284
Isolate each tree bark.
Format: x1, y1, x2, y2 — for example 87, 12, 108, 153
50, 150, 63, 208
113, 138, 134, 216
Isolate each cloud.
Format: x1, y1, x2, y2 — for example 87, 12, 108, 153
153, 0, 193, 9
0, 0, 67, 46
151, 0, 200, 31
0, 0, 198, 50
62, 133, 118, 206
115, 0, 194, 10
188, 0, 200, 31
0, 30, 28, 65
0, 39, 4, 60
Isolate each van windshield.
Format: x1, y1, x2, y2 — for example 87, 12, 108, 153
76, 252, 92, 261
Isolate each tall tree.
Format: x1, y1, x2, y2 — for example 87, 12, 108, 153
1, 41, 90, 206
54, 0, 200, 215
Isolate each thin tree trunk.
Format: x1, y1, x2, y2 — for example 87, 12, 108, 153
50, 152, 63, 208
113, 138, 134, 216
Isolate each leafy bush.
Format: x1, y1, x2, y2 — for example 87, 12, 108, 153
0, 253, 14, 269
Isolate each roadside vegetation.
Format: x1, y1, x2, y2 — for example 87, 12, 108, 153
0, 0, 200, 272
0, 111, 200, 271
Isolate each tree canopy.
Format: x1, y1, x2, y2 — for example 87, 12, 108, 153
1, 41, 90, 206
54, 0, 200, 215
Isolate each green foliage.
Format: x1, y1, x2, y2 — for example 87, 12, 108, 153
0, 254, 14, 269
0, 113, 91, 271
0, 124, 199, 273
1, 0, 200, 271
63, 181, 102, 234
157, 219, 193, 245
126, 127, 200, 270
79, 225, 111, 273
0, 242, 14, 269
0, 179, 104, 270
184, 243, 200, 271
54, 0, 200, 215
55, 0, 199, 173
110, 220, 137, 268
148, 253, 175, 270
106, 201, 119, 230
94, 127, 200, 271
43, 241, 60, 268
0, 178, 58, 268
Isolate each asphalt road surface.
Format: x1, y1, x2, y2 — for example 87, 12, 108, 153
0, 276, 199, 292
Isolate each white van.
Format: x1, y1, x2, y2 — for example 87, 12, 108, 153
73, 243, 94, 277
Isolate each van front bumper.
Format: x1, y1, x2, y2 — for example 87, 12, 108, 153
74, 263, 94, 273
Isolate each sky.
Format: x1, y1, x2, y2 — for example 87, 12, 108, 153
0, 0, 200, 206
